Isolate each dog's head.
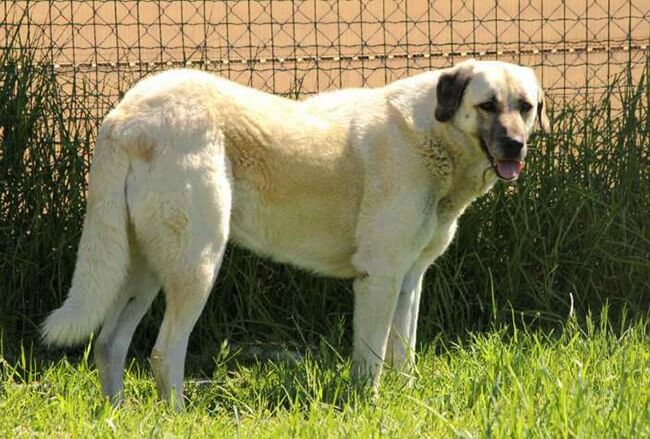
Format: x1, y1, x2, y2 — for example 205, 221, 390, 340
434, 59, 550, 181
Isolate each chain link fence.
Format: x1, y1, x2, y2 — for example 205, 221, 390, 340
2, 1, 649, 122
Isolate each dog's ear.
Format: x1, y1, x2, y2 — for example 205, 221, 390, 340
434, 63, 475, 122
537, 86, 551, 132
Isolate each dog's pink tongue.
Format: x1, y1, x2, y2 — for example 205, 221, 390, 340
495, 160, 524, 180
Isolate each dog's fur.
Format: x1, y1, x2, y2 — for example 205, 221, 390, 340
43, 59, 549, 408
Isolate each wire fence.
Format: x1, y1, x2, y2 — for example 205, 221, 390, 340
2, 1, 649, 123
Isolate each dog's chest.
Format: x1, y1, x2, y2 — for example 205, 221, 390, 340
438, 158, 497, 221
412, 159, 496, 262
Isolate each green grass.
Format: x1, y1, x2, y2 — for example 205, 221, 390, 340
1, 312, 649, 437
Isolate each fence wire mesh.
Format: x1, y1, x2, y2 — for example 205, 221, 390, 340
2, 1, 649, 123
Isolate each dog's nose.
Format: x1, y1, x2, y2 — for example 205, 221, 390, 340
501, 137, 525, 158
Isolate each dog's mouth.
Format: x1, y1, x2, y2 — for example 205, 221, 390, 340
494, 159, 524, 180
479, 138, 525, 181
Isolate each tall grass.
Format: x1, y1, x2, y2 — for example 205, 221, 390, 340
0, 33, 95, 356
1, 33, 648, 362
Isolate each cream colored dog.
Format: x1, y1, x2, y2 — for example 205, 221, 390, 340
43, 59, 549, 408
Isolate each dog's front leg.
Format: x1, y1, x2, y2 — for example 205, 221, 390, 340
386, 265, 426, 375
352, 271, 402, 388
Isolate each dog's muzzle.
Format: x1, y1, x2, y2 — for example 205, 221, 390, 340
479, 137, 525, 181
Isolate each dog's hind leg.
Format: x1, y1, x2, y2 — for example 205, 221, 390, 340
150, 213, 229, 409
94, 251, 160, 405
150, 264, 221, 411
142, 148, 231, 410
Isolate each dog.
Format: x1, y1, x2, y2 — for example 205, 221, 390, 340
43, 59, 549, 408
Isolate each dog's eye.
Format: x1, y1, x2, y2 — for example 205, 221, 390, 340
520, 101, 533, 113
478, 101, 497, 113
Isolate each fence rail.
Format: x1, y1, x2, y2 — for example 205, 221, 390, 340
2, 1, 649, 120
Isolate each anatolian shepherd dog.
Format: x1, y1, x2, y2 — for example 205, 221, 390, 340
43, 59, 550, 408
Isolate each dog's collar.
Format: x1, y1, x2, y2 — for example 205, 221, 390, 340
478, 136, 501, 175
425, 132, 498, 190
478, 137, 494, 164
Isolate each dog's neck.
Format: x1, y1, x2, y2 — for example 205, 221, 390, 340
416, 134, 454, 185
421, 128, 498, 221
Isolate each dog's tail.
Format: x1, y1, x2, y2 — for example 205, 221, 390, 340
42, 119, 131, 346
